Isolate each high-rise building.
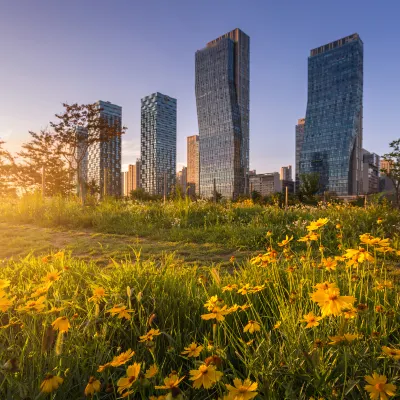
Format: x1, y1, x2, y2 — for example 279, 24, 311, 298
195, 28, 250, 199
187, 135, 199, 196
87, 101, 122, 197
122, 159, 141, 197
300, 34, 363, 195
280, 165, 292, 181
141, 93, 177, 196
176, 166, 187, 194
362, 150, 380, 194
249, 172, 281, 197
295, 118, 305, 191
380, 159, 393, 174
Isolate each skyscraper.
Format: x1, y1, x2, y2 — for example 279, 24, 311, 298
176, 166, 187, 194
141, 92, 177, 196
195, 28, 250, 199
122, 159, 141, 197
187, 135, 199, 196
87, 101, 122, 197
300, 33, 363, 195
280, 165, 292, 181
295, 118, 305, 191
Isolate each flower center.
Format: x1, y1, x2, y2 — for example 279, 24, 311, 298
329, 294, 338, 301
374, 383, 385, 392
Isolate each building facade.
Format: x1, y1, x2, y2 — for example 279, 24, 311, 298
87, 101, 122, 197
249, 172, 281, 197
176, 166, 187, 194
187, 135, 200, 196
300, 34, 363, 195
141, 93, 177, 196
295, 118, 305, 191
122, 159, 141, 197
280, 165, 292, 181
195, 28, 250, 199
362, 150, 380, 194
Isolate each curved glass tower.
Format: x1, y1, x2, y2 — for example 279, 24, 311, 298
195, 28, 249, 199
300, 33, 363, 195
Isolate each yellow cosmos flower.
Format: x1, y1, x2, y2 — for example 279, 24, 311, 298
382, 346, 400, 360
84, 376, 101, 397
18, 296, 46, 313
145, 364, 158, 379
313, 282, 337, 291
377, 217, 383, 224
237, 284, 252, 295
110, 349, 135, 367
278, 235, 293, 247
273, 321, 281, 330
107, 305, 133, 320
343, 307, 357, 319
88, 287, 107, 303
225, 378, 258, 400
201, 306, 230, 322
139, 329, 161, 342
222, 284, 238, 292
322, 257, 337, 271
328, 333, 361, 345
375, 281, 394, 291
181, 342, 203, 357
204, 295, 224, 310
117, 363, 141, 394
0, 291, 13, 312
51, 316, 70, 333
365, 372, 396, 399
344, 247, 374, 263
307, 218, 329, 231
310, 287, 356, 317
298, 232, 319, 242
155, 373, 185, 392
249, 285, 265, 293
300, 312, 322, 328
0, 279, 10, 289
243, 320, 261, 334
189, 364, 223, 389
30, 285, 50, 298
40, 374, 63, 393
42, 271, 62, 284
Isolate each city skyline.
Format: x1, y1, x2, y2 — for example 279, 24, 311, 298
1, 1, 399, 175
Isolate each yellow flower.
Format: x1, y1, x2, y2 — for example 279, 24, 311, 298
344, 307, 357, 319
155, 373, 185, 392
328, 334, 361, 345
360, 233, 381, 246
88, 287, 107, 303
30, 285, 50, 298
244, 320, 261, 334
310, 287, 356, 317
313, 282, 337, 291
0, 291, 13, 312
117, 363, 141, 394
266, 230, 273, 237
322, 257, 337, 271
84, 376, 101, 397
110, 349, 135, 367
300, 312, 322, 328
307, 218, 329, 231
365, 372, 396, 399
204, 295, 224, 310
375, 281, 394, 291
139, 329, 161, 342
107, 305, 133, 320
42, 271, 62, 284
51, 316, 70, 333
222, 284, 238, 292
382, 346, 400, 360
225, 378, 258, 400
336, 224, 342, 229
344, 247, 374, 263
278, 235, 293, 247
145, 364, 158, 379
201, 306, 230, 322
189, 364, 223, 389
40, 374, 63, 393
273, 321, 281, 329
238, 284, 252, 295
181, 342, 203, 357
298, 232, 319, 242
18, 296, 46, 313
0, 279, 10, 289
249, 285, 265, 293
377, 217, 383, 224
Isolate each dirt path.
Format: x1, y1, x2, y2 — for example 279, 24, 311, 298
0, 223, 253, 265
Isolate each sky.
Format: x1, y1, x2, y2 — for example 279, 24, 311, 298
1, 0, 399, 173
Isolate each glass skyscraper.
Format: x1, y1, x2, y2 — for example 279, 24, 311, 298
87, 101, 122, 197
295, 118, 305, 192
300, 33, 363, 195
140, 92, 177, 196
195, 28, 250, 199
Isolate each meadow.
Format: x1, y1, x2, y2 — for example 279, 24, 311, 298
0, 195, 400, 399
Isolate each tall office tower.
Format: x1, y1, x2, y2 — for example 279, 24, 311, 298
295, 118, 305, 191
176, 166, 187, 193
141, 93, 177, 196
122, 160, 141, 197
362, 150, 380, 194
280, 165, 292, 181
87, 101, 122, 197
300, 34, 363, 195
187, 135, 200, 196
195, 28, 250, 199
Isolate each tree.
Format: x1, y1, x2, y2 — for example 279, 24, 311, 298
50, 102, 127, 199
299, 172, 321, 201
17, 130, 74, 196
0, 141, 18, 197
381, 139, 400, 207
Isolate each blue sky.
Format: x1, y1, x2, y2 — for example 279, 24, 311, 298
0, 0, 399, 173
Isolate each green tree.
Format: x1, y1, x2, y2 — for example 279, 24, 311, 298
299, 172, 321, 201
17, 130, 74, 196
50, 102, 127, 199
0, 141, 18, 197
381, 139, 400, 207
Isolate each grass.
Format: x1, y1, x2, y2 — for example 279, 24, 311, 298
0, 196, 400, 399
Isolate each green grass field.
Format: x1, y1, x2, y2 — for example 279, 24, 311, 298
0, 196, 399, 399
